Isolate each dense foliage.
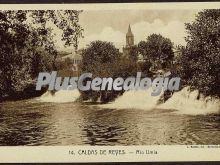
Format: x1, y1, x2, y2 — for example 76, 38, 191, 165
177, 9, 220, 97
0, 10, 83, 100
79, 41, 138, 102
138, 34, 174, 72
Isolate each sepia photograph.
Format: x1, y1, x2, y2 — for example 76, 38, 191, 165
0, 3, 219, 150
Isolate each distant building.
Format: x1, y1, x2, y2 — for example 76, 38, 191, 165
173, 49, 182, 58
173, 48, 182, 64
137, 53, 144, 62
122, 24, 145, 62
61, 49, 82, 73
123, 24, 135, 56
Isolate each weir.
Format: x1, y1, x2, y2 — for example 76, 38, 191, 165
158, 87, 220, 115
100, 87, 220, 115
38, 89, 80, 103
38, 86, 220, 115
100, 89, 162, 110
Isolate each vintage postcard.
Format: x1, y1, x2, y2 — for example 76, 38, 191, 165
0, 2, 220, 163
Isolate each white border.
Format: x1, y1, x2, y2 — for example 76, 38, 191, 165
0, 145, 220, 162
0, 2, 220, 163
0, 2, 219, 10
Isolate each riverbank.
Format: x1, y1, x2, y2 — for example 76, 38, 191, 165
0, 85, 47, 103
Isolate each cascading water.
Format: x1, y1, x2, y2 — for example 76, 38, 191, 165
100, 87, 220, 115
38, 84, 220, 115
158, 87, 220, 115
38, 89, 80, 103
100, 89, 162, 110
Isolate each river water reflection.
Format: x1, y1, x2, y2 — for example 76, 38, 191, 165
0, 99, 220, 145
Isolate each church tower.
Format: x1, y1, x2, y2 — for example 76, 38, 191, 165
123, 24, 134, 56
126, 24, 134, 47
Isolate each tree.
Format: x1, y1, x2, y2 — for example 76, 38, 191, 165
80, 41, 120, 77
126, 45, 139, 62
30, 10, 83, 51
79, 40, 141, 102
138, 34, 174, 72
79, 41, 121, 102
178, 9, 220, 97
0, 10, 83, 100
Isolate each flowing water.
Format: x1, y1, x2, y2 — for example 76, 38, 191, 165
0, 88, 220, 146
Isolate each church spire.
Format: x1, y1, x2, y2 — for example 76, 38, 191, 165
126, 24, 133, 37
128, 24, 131, 33
126, 24, 134, 46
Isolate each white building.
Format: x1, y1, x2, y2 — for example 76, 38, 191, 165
61, 49, 82, 72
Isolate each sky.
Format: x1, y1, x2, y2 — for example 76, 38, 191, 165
53, 9, 199, 51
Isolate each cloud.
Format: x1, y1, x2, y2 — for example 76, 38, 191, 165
80, 19, 187, 50
132, 19, 187, 46
80, 27, 125, 49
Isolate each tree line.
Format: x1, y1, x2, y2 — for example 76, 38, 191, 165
79, 9, 220, 102
0, 9, 219, 102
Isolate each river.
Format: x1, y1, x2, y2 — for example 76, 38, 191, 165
0, 88, 220, 146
